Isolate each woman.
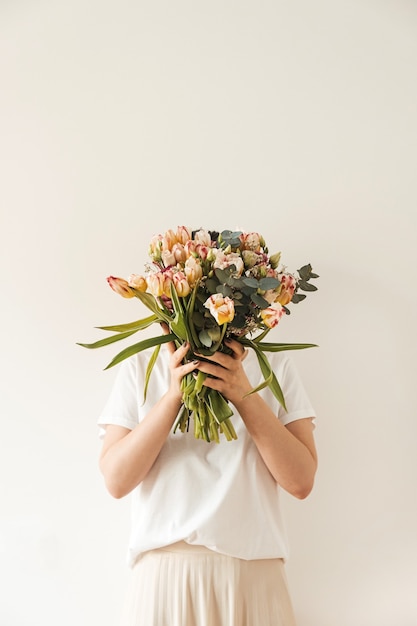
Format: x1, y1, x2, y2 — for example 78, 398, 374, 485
98, 328, 317, 626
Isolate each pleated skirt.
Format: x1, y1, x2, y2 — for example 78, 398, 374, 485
119, 541, 297, 626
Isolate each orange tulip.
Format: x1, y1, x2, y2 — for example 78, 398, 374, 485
204, 294, 235, 325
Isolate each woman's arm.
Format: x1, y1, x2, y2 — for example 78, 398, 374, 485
196, 340, 318, 499
99, 340, 198, 498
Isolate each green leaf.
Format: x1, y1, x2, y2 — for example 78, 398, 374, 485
245, 344, 287, 410
214, 268, 231, 283
250, 293, 270, 309
207, 390, 234, 423
216, 284, 233, 297
134, 291, 171, 323
186, 282, 202, 349
298, 264, 313, 280
143, 344, 161, 403
298, 281, 318, 292
96, 314, 158, 332
291, 293, 306, 304
103, 333, 176, 370
240, 339, 318, 352
169, 284, 189, 341
258, 277, 280, 290
242, 277, 259, 288
207, 326, 221, 342
199, 329, 213, 347
77, 328, 140, 349
205, 278, 219, 294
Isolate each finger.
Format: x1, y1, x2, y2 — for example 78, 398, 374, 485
170, 341, 190, 362
225, 338, 247, 360
195, 360, 224, 379
160, 322, 178, 355
194, 351, 229, 369
178, 359, 200, 377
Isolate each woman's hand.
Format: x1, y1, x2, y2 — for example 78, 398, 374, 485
196, 337, 318, 499
99, 326, 199, 498
194, 338, 251, 405
160, 323, 199, 402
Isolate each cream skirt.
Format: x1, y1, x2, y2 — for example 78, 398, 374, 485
119, 541, 297, 626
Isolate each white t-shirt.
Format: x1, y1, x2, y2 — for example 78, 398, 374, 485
98, 346, 316, 567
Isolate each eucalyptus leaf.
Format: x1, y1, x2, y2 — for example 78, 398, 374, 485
291, 293, 306, 303
250, 293, 270, 309
199, 329, 213, 347
242, 277, 259, 288
258, 277, 280, 290
298, 264, 312, 280
216, 284, 233, 297
298, 281, 318, 292
205, 278, 219, 294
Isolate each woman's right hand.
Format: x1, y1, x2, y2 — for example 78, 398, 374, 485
161, 324, 199, 401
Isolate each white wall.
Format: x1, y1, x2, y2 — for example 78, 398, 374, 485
1, 1, 416, 624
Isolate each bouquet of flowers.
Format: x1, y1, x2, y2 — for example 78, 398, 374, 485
79, 227, 318, 442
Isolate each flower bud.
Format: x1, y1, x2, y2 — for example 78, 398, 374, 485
107, 276, 135, 298
269, 252, 281, 269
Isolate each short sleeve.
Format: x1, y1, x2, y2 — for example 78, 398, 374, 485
97, 356, 139, 439
275, 355, 317, 427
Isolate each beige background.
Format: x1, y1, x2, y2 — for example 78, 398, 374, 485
1, 1, 417, 624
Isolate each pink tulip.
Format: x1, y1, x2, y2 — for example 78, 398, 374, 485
162, 269, 174, 297
276, 274, 297, 306
204, 294, 235, 325
128, 274, 148, 292
146, 272, 166, 297
213, 251, 244, 276
172, 243, 187, 264
184, 256, 203, 286
148, 234, 163, 262
239, 232, 263, 252
194, 229, 212, 246
261, 304, 285, 328
184, 240, 197, 257
176, 226, 192, 245
172, 271, 191, 297
161, 249, 176, 268
107, 276, 135, 298
161, 229, 177, 251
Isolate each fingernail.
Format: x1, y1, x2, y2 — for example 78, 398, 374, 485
192, 360, 199, 365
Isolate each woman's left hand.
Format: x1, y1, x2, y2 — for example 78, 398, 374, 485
195, 339, 252, 405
